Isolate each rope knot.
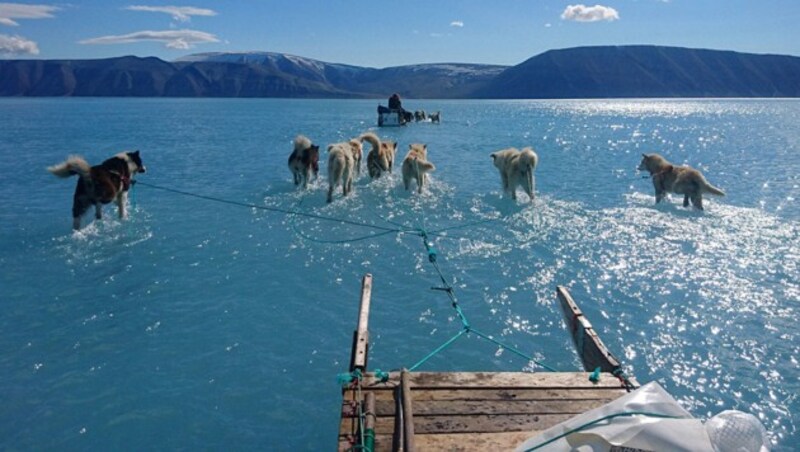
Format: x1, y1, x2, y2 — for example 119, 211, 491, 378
373, 369, 389, 383
589, 366, 601, 383
419, 230, 438, 262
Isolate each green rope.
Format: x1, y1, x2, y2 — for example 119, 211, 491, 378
142, 181, 564, 375
406, 228, 557, 372
522, 411, 682, 451
373, 369, 389, 382
408, 329, 467, 371
136, 181, 403, 234
589, 366, 601, 383
470, 327, 558, 372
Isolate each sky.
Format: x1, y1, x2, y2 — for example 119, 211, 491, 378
0, 1, 798, 67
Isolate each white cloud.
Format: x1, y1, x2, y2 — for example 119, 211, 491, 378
125, 5, 217, 22
544, 23, 552, 28
561, 4, 619, 22
450, 20, 464, 28
79, 29, 219, 50
0, 33, 39, 54
0, 3, 60, 26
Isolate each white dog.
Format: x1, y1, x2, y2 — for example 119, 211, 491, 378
490, 147, 539, 201
326, 139, 360, 203
401, 144, 435, 193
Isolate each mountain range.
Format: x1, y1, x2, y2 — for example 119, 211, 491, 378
1, 45, 799, 98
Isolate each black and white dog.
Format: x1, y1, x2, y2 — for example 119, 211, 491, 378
48, 151, 146, 230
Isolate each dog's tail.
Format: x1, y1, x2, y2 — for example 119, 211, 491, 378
294, 135, 313, 152
359, 132, 381, 153
48, 155, 91, 179
702, 179, 726, 197
414, 157, 435, 173
519, 147, 539, 170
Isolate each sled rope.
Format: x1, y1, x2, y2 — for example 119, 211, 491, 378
137, 180, 559, 372
405, 228, 558, 372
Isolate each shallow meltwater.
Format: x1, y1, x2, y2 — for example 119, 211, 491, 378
260, 171, 799, 447
1, 98, 798, 450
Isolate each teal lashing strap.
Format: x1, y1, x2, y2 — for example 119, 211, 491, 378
337, 369, 363, 386
373, 369, 389, 383
420, 229, 437, 263
589, 367, 601, 383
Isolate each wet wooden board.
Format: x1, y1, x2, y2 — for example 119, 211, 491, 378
359, 371, 628, 388
338, 371, 634, 451
557, 286, 622, 372
340, 432, 541, 452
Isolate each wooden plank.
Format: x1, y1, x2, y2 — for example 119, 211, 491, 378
400, 369, 416, 451
361, 371, 629, 388
344, 432, 540, 452
415, 432, 539, 451
365, 392, 376, 447
344, 387, 630, 403
342, 413, 576, 435
557, 286, 621, 372
392, 383, 403, 452
350, 273, 373, 372
365, 398, 617, 417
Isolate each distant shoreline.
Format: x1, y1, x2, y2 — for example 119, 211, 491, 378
2, 45, 799, 99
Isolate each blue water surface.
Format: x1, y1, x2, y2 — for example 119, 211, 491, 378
1, 98, 798, 450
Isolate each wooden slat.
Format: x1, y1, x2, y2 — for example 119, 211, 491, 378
343, 432, 541, 452
366, 398, 617, 417
400, 369, 416, 451
344, 387, 629, 402
361, 372, 629, 388
350, 274, 373, 372
342, 413, 576, 435
415, 432, 539, 451
557, 286, 621, 372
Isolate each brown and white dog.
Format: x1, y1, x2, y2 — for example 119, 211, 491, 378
288, 135, 320, 189
360, 132, 398, 179
401, 144, 435, 193
490, 147, 538, 201
48, 151, 146, 230
638, 153, 725, 210
326, 139, 360, 203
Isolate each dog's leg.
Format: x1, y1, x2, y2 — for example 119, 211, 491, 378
95, 202, 103, 220
524, 170, 534, 201
327, 184, 334, 203
655, 189, 665, 204
691, 194, 704, 210
683, 194, 690, 207
344, 175, 351, 197
117, 192, 127, 219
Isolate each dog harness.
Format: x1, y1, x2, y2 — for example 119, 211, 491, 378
109, 170, 132, 191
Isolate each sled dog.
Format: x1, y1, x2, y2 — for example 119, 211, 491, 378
638, 153, 725, 210
48, 151, 146, 230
